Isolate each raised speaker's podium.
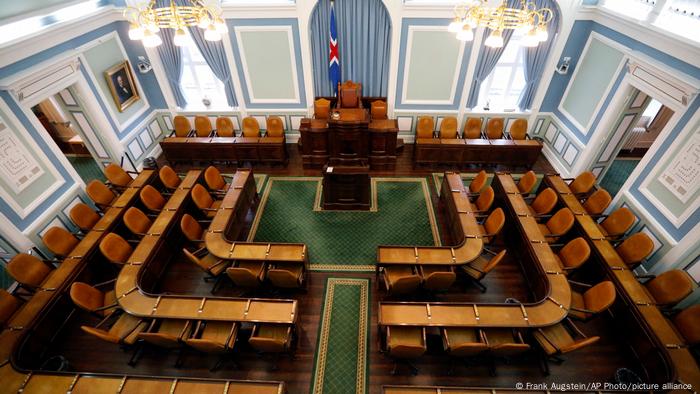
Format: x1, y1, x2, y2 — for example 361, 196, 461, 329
321, 162, 371, 211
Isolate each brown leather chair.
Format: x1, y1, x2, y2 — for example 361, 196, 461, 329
386, 326, 426, 375
527, 188, 558, 216
537, 208, 574, 243
469, 170, 488, 195
463, 117, 483, 139
485, 118, 504, 139
86, 180, 117, 210
567, 171, 596, 197
337, 80, 362, 108
568, 280, 616, 321
137, 319, 193, 366
182, 248, 229, 293
267, 263, 305, 289
104, 164, 134, 189
516, 170, 537, 194
180, 214, 205, 249
381, 266, 421, 296
439, 116, 459, 139
644, 270, 696, 308
416, 116, 435, 139
123, 207, 152, 237
583, 188, 612, 216
461, 250, 506, 292
266, 116, 285, 137
0, 290, 20, 329
241, 116, 261, 138
484, 328, 531, 375
191, 184, 222, 219
470, 186, 494, 213
371, 100, 387, 120
42, 227, 79, 258
7, 253, 53, 293
194, 115, 213, 137
554, 237, 590, 273
314, 98, 331, 119
69, 282, 118, 317
204, 166, 229, 192
69, 203, 101, 232
477, 207, 505, 245
159, 165, 181, 191
226, 261, 266, 289
597, 207, 636, 239
81, 313, 148, 348
173, 115, 193, 137
533, 318, 599, 372
216, 116, 235, 137
673, 304, 700, 347
441, 327, 488, 373
509, 119, 528, 140
139, 185, 166, 213
248, 323, 293, 370
99, 233, 133, 265
419, 265, 456, 292
185, 321, 239, 371
615, 232, 654, 269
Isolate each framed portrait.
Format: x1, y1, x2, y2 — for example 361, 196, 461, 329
105, 60, 140, 112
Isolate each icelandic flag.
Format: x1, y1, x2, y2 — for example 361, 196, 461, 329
329, 0, 340, 95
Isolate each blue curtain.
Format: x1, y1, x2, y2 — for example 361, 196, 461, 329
188, 27, 239, 107
518, 0, 560, 110
309, 0, 392, 97
465, 0, 520, 109
155, 23, 188, 107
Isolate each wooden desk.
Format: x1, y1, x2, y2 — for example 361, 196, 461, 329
160, 136, 287, 165
543, 174, 700, 391
369, 119, 398, 170
378, 173, 571, 329
413, 138, 543, 167
322, 164, 371, 210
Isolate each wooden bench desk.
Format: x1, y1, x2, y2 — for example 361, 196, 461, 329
414, 138, 543, 167
160, 136, 287, 165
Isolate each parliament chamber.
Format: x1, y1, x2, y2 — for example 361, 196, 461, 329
0, 0, 698, 393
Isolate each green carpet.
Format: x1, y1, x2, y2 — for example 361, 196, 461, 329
600, 159, 640, 197
67, 156, 106, 184
250, 177, 439, 271
431, 172, 543, 196
311, 278, 369, 394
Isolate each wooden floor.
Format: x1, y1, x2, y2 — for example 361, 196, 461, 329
36, 146, 644, 393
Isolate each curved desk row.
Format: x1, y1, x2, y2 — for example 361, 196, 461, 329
116, 169, 298, 324
161, 136, 287, 165
204, 169, 308, 269
543, 174, 700, 392
378, 173, 571, 328
376, 172, 483, 269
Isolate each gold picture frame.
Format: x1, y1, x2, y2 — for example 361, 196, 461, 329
105, 60, 140, 112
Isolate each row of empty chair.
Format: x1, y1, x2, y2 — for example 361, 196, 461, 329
161, 115, 288, 165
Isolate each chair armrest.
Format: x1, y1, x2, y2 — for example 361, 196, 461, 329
543, 233, 566, 238
206, 259, 228, 272
199, 207, 220, 212
94, 278, 117, 288
567, 279, 593, 289
482, 247, 499, 255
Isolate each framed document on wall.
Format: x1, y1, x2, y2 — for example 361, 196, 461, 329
105, 60, 140, 112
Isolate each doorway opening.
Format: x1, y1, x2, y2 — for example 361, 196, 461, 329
30, 89, 106, 184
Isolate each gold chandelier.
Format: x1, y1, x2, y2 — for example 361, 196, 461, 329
125, 0, 227, 48
448, 0, 553, 48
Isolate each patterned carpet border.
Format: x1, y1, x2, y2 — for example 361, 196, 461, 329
248, 176, 440, 272
310, 278, 370, 394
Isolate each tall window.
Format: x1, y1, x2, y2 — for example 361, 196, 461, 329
179, 34, 228, 110
477, 34, 527, 111
654, 0, 700, 42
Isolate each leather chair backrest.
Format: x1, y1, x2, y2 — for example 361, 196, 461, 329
86, 180, 116, 207
530, 188, 557, 215
204, 166, 226, 191
159, 165, 181, 190
645, 269, 695, 307
43, 227, 79, 257
70, 282, 105, 313
180, 214, 203, 242
124, 207, 152, 235
547, 208, 574, 235
99, 233, 133, 264
439, 116, 459, 139
69, 203, 100, 231
338, 80, 362, 108
216, 116, 235, 137
140, 185, 166, 211
482, 250, 506, 274
483, 208, 505, 242
423, 270, 457, 291
600, 207, 636, 237
192, 184, 215, 210
616, 232, 654, 266
475, 186, 494, 212
183, 248, 212, 273
267, 269, 300, 288
0, 290, 19, 327
241, 117, 261, 138
509, 119, 528, 140
173, 116, 192, 137
673, 304, 700, 346
314, 98, 331, 119
583, 281, 616, 313
194, 116, 213, 137
416, 116, 435, 139
7, 253, 52, 288
249, 336, 286, 353
570, 171, 596, 195
266, 116, 285, 137
371, 100, 387, 119
583, 188, 612, 215
390, 275, 421, 295
463, 117, 483, 139
104, 164, 132, 187
558, 237, 590, 270
469, 170, 487, 194
517, 170, 537, 194
486, 118, 504, 139
226, 267, 261, 287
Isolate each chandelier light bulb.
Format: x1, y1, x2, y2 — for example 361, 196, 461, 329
173, 28, 187, 46
535, 25, 548, 42
214, 17, 228, 34
128, 23, 144, 40
484, 29, 503, 48
204, 24, 222, 41
143, 30, 162, 47
521, 29, 539, 47
456, 24, 474, 41
198, 15, 211, 29
448, 17, 464, 33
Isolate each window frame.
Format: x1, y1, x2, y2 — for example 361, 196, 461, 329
476, 34, 527, 112
178, 35, 230, 111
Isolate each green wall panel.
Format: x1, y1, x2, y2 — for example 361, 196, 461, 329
405, 30, 462, 102
238, 30, 296, 101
